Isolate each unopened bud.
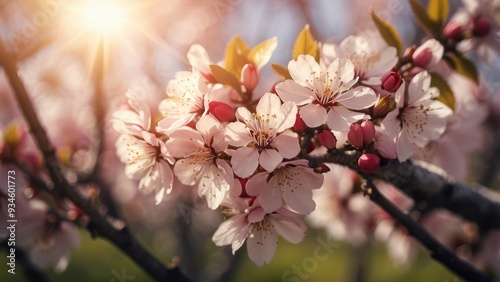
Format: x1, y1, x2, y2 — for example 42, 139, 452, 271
473, 17, 491, 37
314, 163, 330, 174
294, 113, 307, 133
381, 71, 403, 92
208, 101, 236, 122
348, 124, 364, 149
360, 120, 375, 146
241, 63, 259, 91
317, 129, 337, 149
412, 39, 444, 69
358, 153, 380, 173
373, 96, 396, 118
443, 20, 464, 40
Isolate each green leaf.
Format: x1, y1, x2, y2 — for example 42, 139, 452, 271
427, 0, 449, 29
248, 37, 278, 70
292, 25, 320, 62
370, 10, 403, 57
209, 65, 242, 94
271, 64, 292, 80
224, 36, 250, 78
429, 72, 455, 110
445, 54, 479, 84
409, 0, 440, 36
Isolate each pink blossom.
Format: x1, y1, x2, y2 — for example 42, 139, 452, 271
156, 71, 209, 134
412, 39, 444, 69
115, 132, 174, 204
321, 34, 398, 85
275, 55, 377, 131
212, 202, 306, 266
245, 160, 324, 215
166, 115, 234, 210
226, 93, 299, 178
112, 90, 151, 136
380, 71, 452, 162
17, 201, 80, 272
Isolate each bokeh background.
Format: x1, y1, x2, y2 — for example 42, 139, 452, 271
0, 0, 489, 281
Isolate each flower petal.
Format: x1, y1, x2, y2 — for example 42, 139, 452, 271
231, 147, 259, 178
259, 149, 282, 172
300, 103, 327, 128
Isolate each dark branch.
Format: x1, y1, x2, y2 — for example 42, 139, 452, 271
0, 39, 192, 282
362, 178, 497, 282
306, 149, 500, 232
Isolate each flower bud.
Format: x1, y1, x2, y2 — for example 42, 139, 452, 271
348, 124, 364, 149
373, 95, 396, 117
317, 129, 337, 149
412, 39, 444, 69
293, 113, 307, 133
360, 120, 375, 146
241, 63, 259, 91
208, 101, 236, 122
380, 71, 403, 92
443, 20, 464, 40
473, 17, 491, 37
358, 153, 380, 174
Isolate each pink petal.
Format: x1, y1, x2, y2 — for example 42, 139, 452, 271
212, 214, 247, 246
300, 103, 327, 127
288, 54, 321, 88
226, 121, 253, 147
337, 86, 377, 110
270, 216, 306, 244
231, 147, 259, 178
275, 80, 314, 105
245, 172, 267, 196
283, 186, 315, 215
272, 132, 300, 159
326, 106, 365, 131
246, 226, 278, 266
259, 149, 283, 172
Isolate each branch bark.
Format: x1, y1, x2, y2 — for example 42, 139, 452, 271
307, 149, 500, 232
0, 39, 192, 282
362, 178, 497, 282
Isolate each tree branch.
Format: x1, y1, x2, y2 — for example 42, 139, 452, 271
306, 149, 500, 232
362, 177, 497, 282
0, 39, 192, 282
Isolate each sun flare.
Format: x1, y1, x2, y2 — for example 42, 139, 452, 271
82, 1, 126, 34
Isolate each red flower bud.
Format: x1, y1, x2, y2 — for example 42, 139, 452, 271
473, 17, 491, 37
443, 20, 464, 40
293, 113, 307, 133
358, 153, 380, 174
317, 129, 337, 149
380, 71, 403, 92
348, 123, 364, 149
412, 47, 433, 68
208, 101, 236, 122
360, 120, 375, 146
241, 63, 259, 91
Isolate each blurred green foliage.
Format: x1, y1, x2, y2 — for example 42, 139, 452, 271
0, 229, 460, 282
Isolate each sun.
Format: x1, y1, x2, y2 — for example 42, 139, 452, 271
82, 1, 127, 34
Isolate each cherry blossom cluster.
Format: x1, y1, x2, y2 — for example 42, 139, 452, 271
110, 10, 489, 264
1, 0, 499, 275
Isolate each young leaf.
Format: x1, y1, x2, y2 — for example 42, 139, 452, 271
429, 72, 455, 110
248, 37, 278, 70
427, 0, 449, 29
271, 64, 292, 80
370, 10, 403, 56
209, 65, 242, 94
224, 36, 250, 78
409, 0, 440, 36
293, 25, 320, 62
445, 54, 479, 84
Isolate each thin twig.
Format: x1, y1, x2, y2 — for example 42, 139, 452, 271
0, 39, 192, 282
362, 177, 497, 282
